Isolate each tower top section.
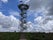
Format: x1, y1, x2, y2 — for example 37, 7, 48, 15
18, 1, 29, 11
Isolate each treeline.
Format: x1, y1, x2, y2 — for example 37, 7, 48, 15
0, 32, 53, 40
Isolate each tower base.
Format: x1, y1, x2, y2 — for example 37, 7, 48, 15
19, 39, 27, 40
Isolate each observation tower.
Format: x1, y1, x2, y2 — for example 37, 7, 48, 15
18, 1, 29, 32
18, 1, 29, 40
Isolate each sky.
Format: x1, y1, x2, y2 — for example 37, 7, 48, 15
0, 0, 53, 33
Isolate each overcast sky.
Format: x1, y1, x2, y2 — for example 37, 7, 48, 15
0, 0, 53, 33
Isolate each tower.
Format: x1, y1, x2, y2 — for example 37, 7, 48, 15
18, 1, 29, 32
18, 1, 29, 40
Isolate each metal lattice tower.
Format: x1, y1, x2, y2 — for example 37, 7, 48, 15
18, 1, 29, 32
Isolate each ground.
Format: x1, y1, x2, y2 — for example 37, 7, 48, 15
0, 32, 53, 40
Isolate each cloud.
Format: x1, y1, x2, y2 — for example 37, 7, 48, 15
27, 0, 42, 10
40, 20, 53, 33
19, 0, 30, 4
0, 12, 20, 32
19, 0, 53, 33
1, 0, 8, 3
0, 11, 53, 32
19, 0, 53, 16
23, 1, 53, 32
0, 0, 53, 32
17, 0, 53, 33
23, 15, 53, 33
27, 0, 53, 16
34, 16, 42, 23
47, 6, 53, 16
9, 11, 20, 17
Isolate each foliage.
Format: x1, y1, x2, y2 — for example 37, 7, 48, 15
0, 32, 53, 40
0, 32, 20, 40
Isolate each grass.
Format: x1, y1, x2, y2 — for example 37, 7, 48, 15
0, 32, 53, 40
